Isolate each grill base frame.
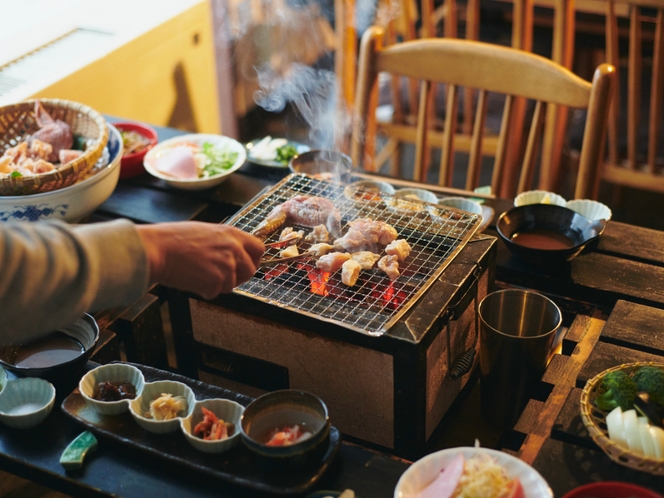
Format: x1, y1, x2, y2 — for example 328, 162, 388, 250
168, 235, 496, 460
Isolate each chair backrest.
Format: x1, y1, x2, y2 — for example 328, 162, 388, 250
594, 0, 664, 193
351, 26, 616, 200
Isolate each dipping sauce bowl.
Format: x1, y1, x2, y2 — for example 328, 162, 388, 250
0, 377, 55, 429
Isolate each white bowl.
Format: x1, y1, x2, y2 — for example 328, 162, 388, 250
438, 196, 483, 216
0, 377, 55, 429
144, 133, 246, 191
394, 188, 438, 204
0, 123, 122, 223
394, 447, 552, 498
79, 364, 145, 415
129, 380, 195, 434
566, 199, 612, 221
180, 398, 244, 453
344, 180, 396, 203
514, 190, 566, 207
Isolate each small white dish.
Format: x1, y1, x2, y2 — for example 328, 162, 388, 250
438, 197, 483, 216
514, 190, 566, 207
144, 133, 246, 191
79, 363, 145, 415
129, 380, 195, 434
0, 366, 6, 394
394, 188, 438, 204
0, 377, 55, 429
394, 446, 552, 498
180, 398, 244, 453
566, 199, 612, 221
344, 180, 396, 203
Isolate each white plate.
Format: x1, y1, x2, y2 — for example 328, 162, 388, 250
245, 137, 310, 168
394, 447, 552, 498
144, 134, 246, 191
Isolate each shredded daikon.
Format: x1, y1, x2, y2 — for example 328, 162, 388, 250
451, 452, 511, 498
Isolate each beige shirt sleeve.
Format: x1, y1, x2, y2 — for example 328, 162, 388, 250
0, 219, 149, 344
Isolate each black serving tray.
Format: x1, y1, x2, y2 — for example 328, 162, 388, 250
61, 362, 341, 495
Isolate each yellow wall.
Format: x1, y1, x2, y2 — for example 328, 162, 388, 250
31, 1, 221, 134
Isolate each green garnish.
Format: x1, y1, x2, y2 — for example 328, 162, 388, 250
200, 142, 239, 177
10, 171, 22, 178
72, 135, 87, 151
275, 144, 298, 165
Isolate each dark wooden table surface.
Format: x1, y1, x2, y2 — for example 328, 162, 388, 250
3, 120, 664, 497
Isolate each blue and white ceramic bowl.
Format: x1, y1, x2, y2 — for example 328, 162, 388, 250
0, 123, 122, 223
0, 377, 56, 429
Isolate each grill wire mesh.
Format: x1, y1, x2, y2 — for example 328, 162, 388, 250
227, 174, 482, 336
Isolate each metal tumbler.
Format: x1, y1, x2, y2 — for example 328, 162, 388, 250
478, 289, 562, 428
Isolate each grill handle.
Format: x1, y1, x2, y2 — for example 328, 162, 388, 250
446, 262, 483, 380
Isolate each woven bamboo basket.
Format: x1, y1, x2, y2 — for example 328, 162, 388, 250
580, 361, 664, 476
0, 99, 108, 195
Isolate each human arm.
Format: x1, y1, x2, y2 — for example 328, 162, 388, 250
0, 219, 264, 344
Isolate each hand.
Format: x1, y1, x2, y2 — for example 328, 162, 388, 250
136, 222, 264, 299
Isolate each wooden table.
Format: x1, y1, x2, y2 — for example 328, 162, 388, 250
3, 120, 664, 496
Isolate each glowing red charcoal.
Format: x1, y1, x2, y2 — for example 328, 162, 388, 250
263, 263, 289, 281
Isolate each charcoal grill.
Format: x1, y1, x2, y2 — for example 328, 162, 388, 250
170, 174, 495, 459
226, 174, 482, 336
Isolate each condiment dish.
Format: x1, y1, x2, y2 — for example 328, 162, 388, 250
181, 398, 245, 453
79, 363, 145, 415
240, 389, 330, 467
0, 314, 100, 381
129, 380, 195, 434
438, 196, 483, 216
143, 133, 246, 191
0, 366, 6, 395
566, 199, 612, 221
497, 204, 607, 263
344, 179, 395, 203
394, 188, 438, 204
514, 189, 566, 207
0, 377, 56, 429
113, 121, 158, 179
288, 150, 352, 183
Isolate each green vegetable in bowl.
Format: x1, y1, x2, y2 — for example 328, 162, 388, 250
596, 370, 638, 411
632, 366, 664, 407
275, 144, 298, 165
200, 142, 239, 178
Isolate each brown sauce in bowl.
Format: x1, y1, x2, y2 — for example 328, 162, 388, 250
12, 332, 84, 368
511, 229, 575, 250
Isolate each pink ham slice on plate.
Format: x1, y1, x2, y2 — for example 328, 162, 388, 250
154, 146, 198, 179
416, 453, 465, 498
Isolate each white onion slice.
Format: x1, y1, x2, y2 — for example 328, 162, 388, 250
623, 409, 643, 455
649, 426, 664, 459
638, 417, 657, 458
606, 407, 627, 447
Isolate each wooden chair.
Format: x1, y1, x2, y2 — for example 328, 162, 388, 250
350, 26, 616, 200
366, 0, 577, 197
592, 0, 664, 194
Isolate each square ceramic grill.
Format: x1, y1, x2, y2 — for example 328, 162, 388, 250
226, 174, 482, 336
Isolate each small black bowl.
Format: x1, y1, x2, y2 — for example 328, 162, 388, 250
497, 204, 607, 263
240, 389, 330, 469
0, 314, 99, 382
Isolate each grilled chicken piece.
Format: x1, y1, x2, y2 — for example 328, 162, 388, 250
378, 254, 400, 280
279, 227, 304, 242
309, 243, 335, 257
305, 224, 330, 243
31, 101, 73, 162
253, 195, 341, 239
350, 251, 380, 270
280, 245, 300, 258
316, 252, 351, 273
385, 239, 412, 262
333, 218, 398, 253
341, 259, 362, 286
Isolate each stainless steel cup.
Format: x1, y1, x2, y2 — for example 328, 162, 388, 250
478, 289, 562, 428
